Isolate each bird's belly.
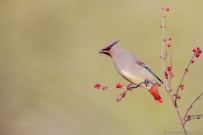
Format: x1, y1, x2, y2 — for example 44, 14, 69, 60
118, 67, 153, 89
120, 70, 144, 84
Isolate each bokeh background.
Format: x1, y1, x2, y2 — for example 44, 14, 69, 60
0, 0, 203, 135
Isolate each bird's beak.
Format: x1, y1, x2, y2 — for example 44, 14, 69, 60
98, 49, 111, 57
98, 49, 105, 54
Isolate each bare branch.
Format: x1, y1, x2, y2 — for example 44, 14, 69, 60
165, 42, 168, 68
184, 92, 203, 120
170, 50, 173, 68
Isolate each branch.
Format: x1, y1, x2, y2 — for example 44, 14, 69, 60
185, 114, 203, 123
184, 92, 203, 120
160, 7, 188, 135
174, 54, 195, 106
160, 10, 167, 85
168, 51, 173, 88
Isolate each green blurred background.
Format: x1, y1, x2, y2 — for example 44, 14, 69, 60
0, 0, 203, 135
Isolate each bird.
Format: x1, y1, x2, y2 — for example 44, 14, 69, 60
98, 40, 163, 104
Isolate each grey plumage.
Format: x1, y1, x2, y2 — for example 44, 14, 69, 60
99, 40, 163, 103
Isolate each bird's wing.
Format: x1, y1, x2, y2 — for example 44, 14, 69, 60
136, 61, 163, 84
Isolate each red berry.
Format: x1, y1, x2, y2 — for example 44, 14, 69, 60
185, 69, 189, 73
120, 92, 126, 98
180, 84, 184, 87
162, 7, 165, 11
177, 95, 181, 99
191, 59, 195, 64
167, 66, 172, 71
173, 93, 177, 96
94, 83, 101, 89
164, 71, 169, 79
192, 49, 196, 52
116, 83, 122, 88
167, 43, 171, 47
196, 47, 202, 54
196, 52, 200, 58
120, 84, 123, 88
168, 37, 172, 41
116, 98, 120, 102
166, 7, 170, 11
188, 115, 191, 118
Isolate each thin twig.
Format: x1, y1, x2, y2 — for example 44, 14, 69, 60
117, 82, 145, 101
175, 106, 187, 134
174, 54, 196, 106
165, 43, 168, 68
164, 85, 187, 134
161, 11, 167, 85
170, 50, 172, 68
168, 51, 173, 88
160, 9, 188, 135
184, 92, 203, 120
185, 114, 203, 123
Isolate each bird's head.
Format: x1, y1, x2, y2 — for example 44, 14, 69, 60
99, 40, 120, 57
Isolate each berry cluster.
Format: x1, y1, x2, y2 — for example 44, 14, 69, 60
162, 36, 174, 79
94, 83, 101, 89
175, 47, 202, 100
164, 65, 174, 79
94, 83, 134, 102
192, 47, 202, 58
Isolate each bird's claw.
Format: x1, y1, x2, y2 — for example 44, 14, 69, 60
144, 79, 150, 87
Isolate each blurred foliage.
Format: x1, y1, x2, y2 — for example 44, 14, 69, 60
0, 0, 203, 135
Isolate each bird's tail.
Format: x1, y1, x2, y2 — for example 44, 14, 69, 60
149, 84, 163, 104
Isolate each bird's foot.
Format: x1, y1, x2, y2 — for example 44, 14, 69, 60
144, 79, 150, 87
127, 83, 142, 91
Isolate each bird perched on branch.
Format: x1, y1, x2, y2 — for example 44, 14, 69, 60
99, 40, 163, 103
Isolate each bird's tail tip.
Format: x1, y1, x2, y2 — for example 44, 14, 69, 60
149, 84, 163, 104
155, 98, 163, 104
